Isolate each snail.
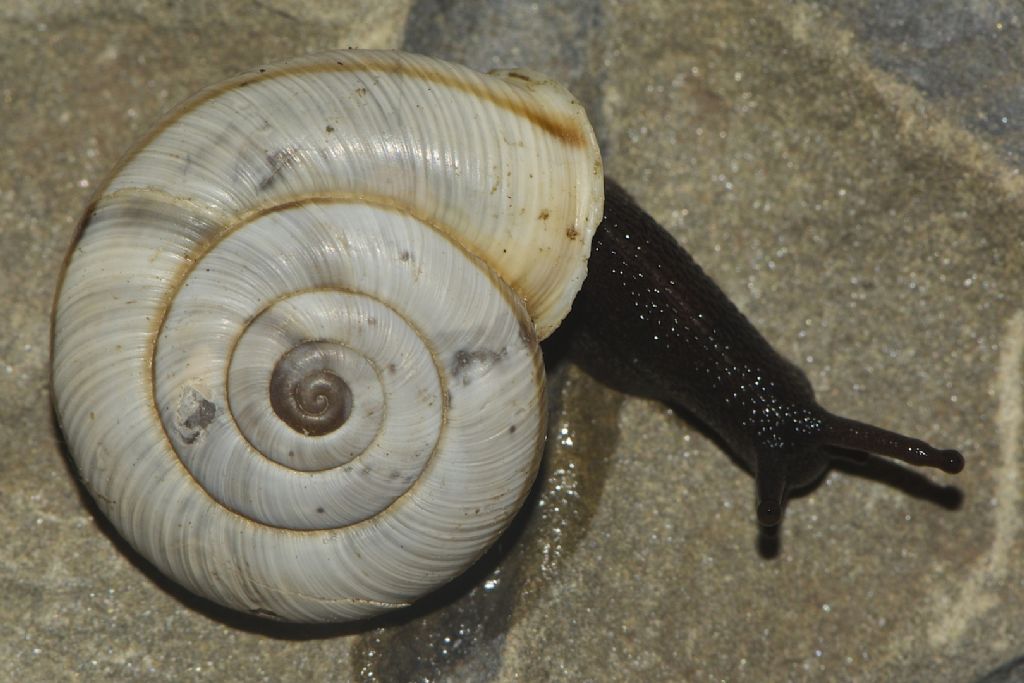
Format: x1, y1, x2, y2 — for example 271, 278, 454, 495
51, 49, 963, 623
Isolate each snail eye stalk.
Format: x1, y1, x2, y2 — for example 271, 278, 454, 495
816, 413, 964, 474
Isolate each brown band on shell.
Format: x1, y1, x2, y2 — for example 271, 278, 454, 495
204, 56, 589, 147
92, 53, 587, 206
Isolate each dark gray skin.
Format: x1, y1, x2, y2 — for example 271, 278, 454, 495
570, 179, 963, 526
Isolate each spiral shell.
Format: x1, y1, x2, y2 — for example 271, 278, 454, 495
52, 50, 603, 622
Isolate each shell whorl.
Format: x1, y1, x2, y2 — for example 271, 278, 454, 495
268, 340, 355, 437
51, 50, 603, 622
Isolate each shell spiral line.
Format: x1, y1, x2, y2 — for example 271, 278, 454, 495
51, 51, 603, 622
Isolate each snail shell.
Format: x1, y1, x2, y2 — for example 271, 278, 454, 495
52, 50, 603, 622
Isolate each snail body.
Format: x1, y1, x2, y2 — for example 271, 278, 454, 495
53, 49, 962, 623
576, 180, 963, 525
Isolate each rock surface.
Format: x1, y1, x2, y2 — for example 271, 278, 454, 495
2, 1, 1021, 680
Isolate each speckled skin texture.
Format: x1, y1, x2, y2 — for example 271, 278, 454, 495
2, 0, 1023, 681
572, 179, 962, 525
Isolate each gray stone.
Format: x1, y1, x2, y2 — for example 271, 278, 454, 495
2, 0, 1020, 680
